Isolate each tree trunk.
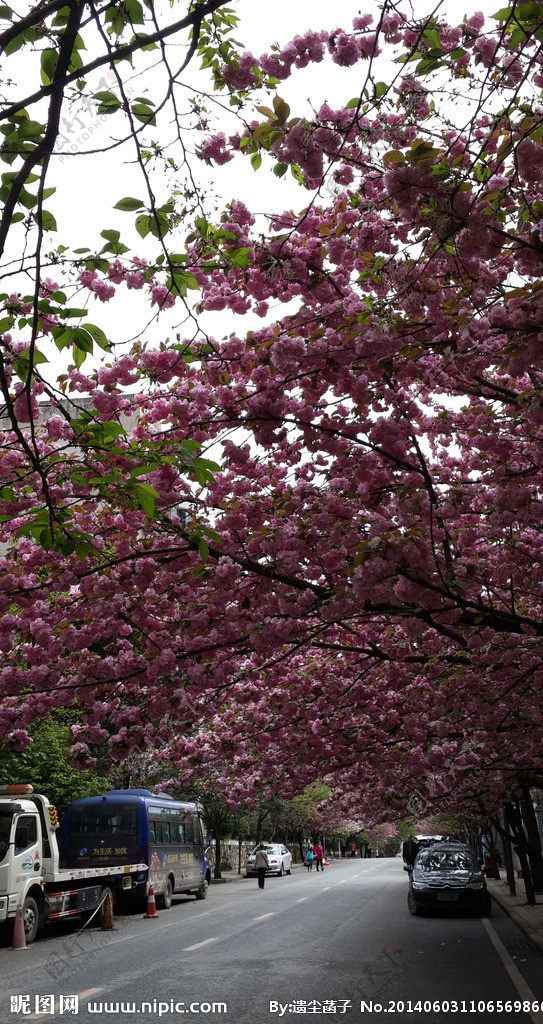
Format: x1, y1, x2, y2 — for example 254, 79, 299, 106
255, 809, 266, 845
213, 829, 222, 880
488, 825, 501, 880
491, 810, 516, 896
520, 784, 543, 892
505, 801, 536, 905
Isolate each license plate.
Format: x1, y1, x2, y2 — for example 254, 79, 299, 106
437, 892, 459, 901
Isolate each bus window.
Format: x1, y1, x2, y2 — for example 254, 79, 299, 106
69, 806, 137, 837
162, 822, 171, 845
153, 821, 163, 844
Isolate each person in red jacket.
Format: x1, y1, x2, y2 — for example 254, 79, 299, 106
313, 840, 325, 871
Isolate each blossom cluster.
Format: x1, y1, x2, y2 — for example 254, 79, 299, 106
2, 4, 543, 823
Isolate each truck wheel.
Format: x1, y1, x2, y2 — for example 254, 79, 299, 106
99, 887, 115, 927
22, 895, 40, 944
157, 878, 173, 910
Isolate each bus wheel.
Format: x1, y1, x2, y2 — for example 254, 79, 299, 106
22, 895, 40, 944
158, 878, 173, 910
196, 879, 208, 900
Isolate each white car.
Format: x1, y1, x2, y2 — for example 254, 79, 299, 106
246, 843, 293, 877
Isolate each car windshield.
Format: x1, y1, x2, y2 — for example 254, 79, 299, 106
416, 848, 477, 872
252, 844, 280, 854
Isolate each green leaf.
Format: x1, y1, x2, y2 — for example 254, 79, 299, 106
40, 48, 57, 86
250, 152, 262, 170
114, 197, 145, 211
101, 228, 121, 243
100, 420, 127, 438
72, 327, 94, 354
383, 150, 405, 165
100, 228, 129, 255
134, 482, 158, 518
72, 344, 87, 369
94, 90, 121, 105
52, 328, 73, 351
83, 323, 110, 350
272, 96, 290, 122
422, 28, 442, 48
135, 214, 151, 238
169, 267, 199, 296
229, 247, 251, 268
94, 91, 122, 114
18, 188, 38, 209
130, 102, 156, 126
124, 0, 144, 23
39, 210, 57, 231
4, 33, 25, 55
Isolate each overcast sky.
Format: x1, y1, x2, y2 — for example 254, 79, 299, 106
38, 0, 499, 360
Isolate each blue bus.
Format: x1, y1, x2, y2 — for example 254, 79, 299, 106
60, 789, 211, 908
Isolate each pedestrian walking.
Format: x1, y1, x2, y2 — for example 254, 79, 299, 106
305, 844, 315, 871
402, 835, 419, 872
314, 840, 324, 871
254, 842, 270, 889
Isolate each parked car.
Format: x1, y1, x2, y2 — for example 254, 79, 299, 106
408, 841, 491, 916
246, 843, 293, 877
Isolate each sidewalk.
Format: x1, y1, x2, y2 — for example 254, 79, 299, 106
487, 876, 543, 954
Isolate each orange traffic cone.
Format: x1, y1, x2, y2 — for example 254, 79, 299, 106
143, 885, 159, 919
100, 892, 115, 931
11, 906, 27, 950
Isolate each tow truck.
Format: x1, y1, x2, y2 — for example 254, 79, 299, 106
0, 785, 147, 943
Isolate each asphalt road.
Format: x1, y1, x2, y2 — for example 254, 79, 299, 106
2, 858, 543, 1024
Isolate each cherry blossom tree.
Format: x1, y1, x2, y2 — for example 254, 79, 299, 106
2, 1, 543, 856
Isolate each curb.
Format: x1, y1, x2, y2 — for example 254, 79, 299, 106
487, 883, 543, 955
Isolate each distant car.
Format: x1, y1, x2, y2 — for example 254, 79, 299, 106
408, 842, 491, 916
246, 843, 293, 877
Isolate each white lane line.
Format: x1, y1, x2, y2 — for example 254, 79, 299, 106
321, 886, 332, 891
295, 897, 309, 903
339, 880, 347, 884
481, 918, 543, 1024
183, 937, 219, 951
254, 913, 275, 921
28, 988, 102, 1019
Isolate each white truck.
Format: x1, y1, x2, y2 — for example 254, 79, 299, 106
0, 785, 147, 943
